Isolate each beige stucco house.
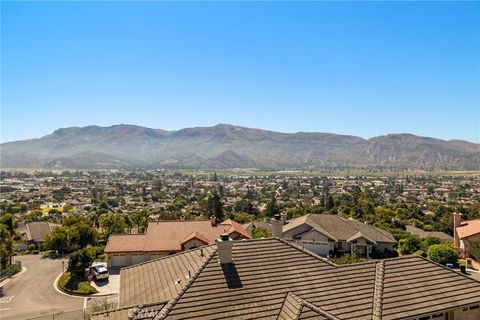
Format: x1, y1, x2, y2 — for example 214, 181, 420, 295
454, 212, 480, 260
277, 214, 396, 257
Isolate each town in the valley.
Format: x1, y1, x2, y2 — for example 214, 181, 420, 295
0, 169, 479, 320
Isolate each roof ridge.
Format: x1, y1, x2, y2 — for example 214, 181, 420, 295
372, 260, 385, 320
416, 254, 480, 286
91, 300, 170, 317
277, 292, 303, 320
289, 292, 309, 320
289, 292, 342, 320
120, 244, 214, 270
157, 247, 218, 319
305, 217, 339, 241
277, 237, 338, 267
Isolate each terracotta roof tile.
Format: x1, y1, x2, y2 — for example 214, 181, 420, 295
104, 234, 147, 253
105, 220, 250, 254
180, 231, 210, 245
456, 219, 480, 239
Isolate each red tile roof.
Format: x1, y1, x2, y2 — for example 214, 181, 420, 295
180, 231, 210, 245
104, 219, 250, 254
104, 234, 147, 253
456, 219, 480, 239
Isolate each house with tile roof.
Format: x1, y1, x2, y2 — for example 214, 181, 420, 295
15, 221, 61, 250
406, 225, 453, 243
92, 237, 480, 320
104, 218, 250, 267
280, 214, 396, 258
454, 212, 480, 260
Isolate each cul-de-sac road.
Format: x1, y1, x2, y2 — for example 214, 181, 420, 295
0, 255, 117, 320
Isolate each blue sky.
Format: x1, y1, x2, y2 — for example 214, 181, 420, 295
1, 1, 479, 143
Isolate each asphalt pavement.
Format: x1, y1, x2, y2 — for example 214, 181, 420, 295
0, 255, 118, 320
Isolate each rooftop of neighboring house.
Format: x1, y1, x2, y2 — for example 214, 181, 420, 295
104, 219, 251, 253
93, 238, 480, 320
243, 220, 272, 233
16, 221, 61, 242
406, 225, 453, 241
284, 214, 397, 244
456, 219, 480, 239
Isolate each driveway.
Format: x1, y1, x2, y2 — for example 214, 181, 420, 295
90, 265, 120, 295
0, 255, 118, 320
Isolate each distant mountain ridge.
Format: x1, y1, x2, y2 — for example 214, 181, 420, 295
1, 124, 479, 170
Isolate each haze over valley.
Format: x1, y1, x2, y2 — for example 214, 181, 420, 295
2, 124, 479, 170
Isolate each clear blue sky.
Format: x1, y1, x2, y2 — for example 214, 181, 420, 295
1, 1, 479, 143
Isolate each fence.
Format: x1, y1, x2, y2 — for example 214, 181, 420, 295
0, 264, 21, 283
25, 307, 95, 320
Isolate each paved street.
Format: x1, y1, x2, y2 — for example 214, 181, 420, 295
0, 255, 118, 320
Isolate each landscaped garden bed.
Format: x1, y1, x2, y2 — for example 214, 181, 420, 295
57, 271, 98, 295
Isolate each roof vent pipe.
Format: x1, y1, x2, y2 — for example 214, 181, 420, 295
280, 213, 287, 225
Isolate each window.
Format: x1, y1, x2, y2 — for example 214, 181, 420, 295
419, 316, 430, 320
470, 305, 479, 310
431, 313, 444, 319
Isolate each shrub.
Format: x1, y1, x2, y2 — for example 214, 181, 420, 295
470, 239, 480, 260
0, 264, 20, 278
68, 249, 93, 274
427, 244, 459, 265
413, 250, 426, 257
251, 227, 271, 239
86, 246, 105, 261
330, 254, 369, 265
398, 235, 421, 255
421, 236, 441, 249
371, 248, 399, 259
58, 271, 98, 295
28, 244, 37, 251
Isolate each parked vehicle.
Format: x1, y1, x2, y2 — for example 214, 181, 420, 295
90, 264, 109, 280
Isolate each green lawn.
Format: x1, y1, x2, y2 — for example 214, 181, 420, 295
57, 271, 98, 295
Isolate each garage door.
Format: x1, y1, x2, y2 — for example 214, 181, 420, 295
131, 253, 147, 265
110, 254, 128, 267
303, 242, 330, 256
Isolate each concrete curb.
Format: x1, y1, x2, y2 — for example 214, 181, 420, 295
0, 266, 27, 287
53, 273, 117, 298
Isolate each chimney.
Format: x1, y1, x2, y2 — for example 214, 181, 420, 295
271, 214, 283, 238
280, 213, 287, 225
453, 212, 462, 248
216, 233, 233, 264
210, 215, 217, 226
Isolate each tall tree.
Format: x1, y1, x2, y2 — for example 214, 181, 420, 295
44, 227, 69, 254
0, 225, 14, 267
264, 192, 280, 218
207, 190, 224, 222
99, 213, 127, 237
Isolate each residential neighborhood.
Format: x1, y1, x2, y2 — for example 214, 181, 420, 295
2, 0, 479, 319
92, 237, 480, 320
104, 217, 250, 267
1, 170, 480, 319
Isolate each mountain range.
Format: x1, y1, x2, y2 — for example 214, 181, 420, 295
1, 124, 479, 170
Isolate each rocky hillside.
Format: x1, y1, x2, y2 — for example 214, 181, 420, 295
1, 124, 478, 170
